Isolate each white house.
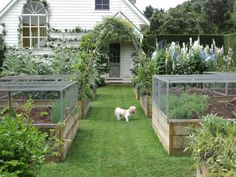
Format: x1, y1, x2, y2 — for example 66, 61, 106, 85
0, 0, 149, 83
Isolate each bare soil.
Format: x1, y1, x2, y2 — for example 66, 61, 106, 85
187, 88, 236, 119
16, 107, 52, 124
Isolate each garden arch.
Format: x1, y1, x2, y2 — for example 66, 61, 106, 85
90, 17, 143, 78
93, 17, 142, 53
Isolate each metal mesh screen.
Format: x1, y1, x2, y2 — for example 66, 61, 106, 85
0, 77, 78, 123
153, 74, 236, 120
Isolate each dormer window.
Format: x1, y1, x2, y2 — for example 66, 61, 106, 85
95, 0, 110, 10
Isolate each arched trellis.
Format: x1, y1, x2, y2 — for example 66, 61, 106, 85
92, 17, 143, 54
77, 17, 144, 100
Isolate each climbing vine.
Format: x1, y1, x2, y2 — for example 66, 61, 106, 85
80, 17, 142, 77
76, 17, 143, 99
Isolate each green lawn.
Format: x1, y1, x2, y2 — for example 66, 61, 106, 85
39, 85, 194, 177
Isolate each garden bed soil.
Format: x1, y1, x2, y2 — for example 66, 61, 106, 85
171, 88, 236, 119
16, 107, 52, 124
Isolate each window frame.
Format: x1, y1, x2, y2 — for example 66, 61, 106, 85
109, 43, 120, 64
95, 0, 110, 11
21, 1, 48, 49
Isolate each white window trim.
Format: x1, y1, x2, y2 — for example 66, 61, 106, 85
93, 0, 111, 12
21, 1, 48, 49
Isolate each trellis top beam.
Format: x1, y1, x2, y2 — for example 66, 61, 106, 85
153, 74, 236, 84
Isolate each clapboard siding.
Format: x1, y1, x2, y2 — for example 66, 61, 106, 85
0, 0, 147, 47
120, 42, 134, 80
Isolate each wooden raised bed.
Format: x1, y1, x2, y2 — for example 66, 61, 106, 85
79, 99, 90, 119
34, 105, 80, 161
152, 103, 200, 155
196, 165, 208, 177
134, 88, 140, 100
140, 95, 152, 118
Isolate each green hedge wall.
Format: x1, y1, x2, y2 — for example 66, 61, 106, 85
142, 33, 225, 56
224, 33, 236, 63
156, 34, 225, 47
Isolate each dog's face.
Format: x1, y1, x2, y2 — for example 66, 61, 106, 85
129, 106, 136, 114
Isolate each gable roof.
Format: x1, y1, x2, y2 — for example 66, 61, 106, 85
0, 0, 16, 18
123, 0, 150, 25
0, 0, 150, 26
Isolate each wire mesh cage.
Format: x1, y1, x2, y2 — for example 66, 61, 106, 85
152, 74, 236, 120
0, 75, 74, 82
0, 79, 78, 124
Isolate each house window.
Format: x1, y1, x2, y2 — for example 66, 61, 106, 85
22, 1, 47, 48
109, 44, 120, 63
95, 0, 110, 10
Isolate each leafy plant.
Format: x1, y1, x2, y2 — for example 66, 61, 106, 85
1, 48, 52, 76
40, 111, 49, 117
51, 47, 80, 74
132, 51, 157, 95
74, 51, 97, 100
0, 114, 49, 177
187, 114, 236, 176
169, 93, 208, 119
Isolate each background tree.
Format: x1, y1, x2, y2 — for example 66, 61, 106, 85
144, 5, 155, 19
202, 0, 235, 33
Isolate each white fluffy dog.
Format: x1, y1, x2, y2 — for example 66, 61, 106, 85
114, 106, 136, 122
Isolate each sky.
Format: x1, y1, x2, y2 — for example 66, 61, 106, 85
0, 0, 187, 12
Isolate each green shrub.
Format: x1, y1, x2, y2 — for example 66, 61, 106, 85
132, 52, 157, 96
169, 93, 208, 119
0, 114, 49, 177
187, 114, 236, 176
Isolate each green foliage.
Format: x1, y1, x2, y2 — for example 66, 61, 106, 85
157, 34, 225, 47
174, 49, 208, 74
74, 50, 97, 100
51, 47, 80, 74
22, 96, 34, 123
148, 0, 236, 35
132, 51, 157, 95
40, 111, 49, 117
143, 5, 154, 19
202, 0, 235, 33
0, 114, 49, 177
187, 114, 236, 176
152, 49, 168, 74
1, 47, 81, 76
142, 33, 225, 57
76, 17, 142, 98
1, 49, 51, 76
142, 31, 156, 56
169, 93, 208, 119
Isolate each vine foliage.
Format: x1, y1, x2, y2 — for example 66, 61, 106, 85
77, 17, 143, 99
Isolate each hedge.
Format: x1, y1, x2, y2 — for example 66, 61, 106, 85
156, 34, 225, 47
142, 33, 225, 56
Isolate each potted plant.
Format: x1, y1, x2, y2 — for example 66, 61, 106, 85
187, 114, 236, 177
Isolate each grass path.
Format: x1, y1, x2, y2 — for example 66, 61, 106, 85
39, 85, 194, 177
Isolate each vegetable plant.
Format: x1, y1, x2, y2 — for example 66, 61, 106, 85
187, 114, 236, 176
169, 93, 208, 119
